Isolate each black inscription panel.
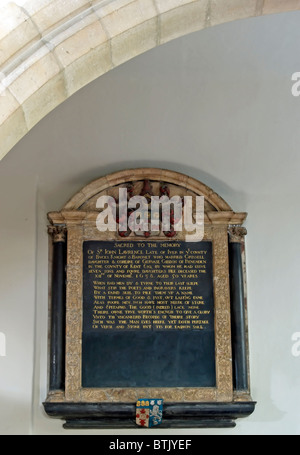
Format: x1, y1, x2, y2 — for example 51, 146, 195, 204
82, 241, 216, 388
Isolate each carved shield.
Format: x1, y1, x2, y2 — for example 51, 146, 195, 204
136, 399, 163, 428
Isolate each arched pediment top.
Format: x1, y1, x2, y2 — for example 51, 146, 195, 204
48, 168, 247, 227
63, 168, 232, 212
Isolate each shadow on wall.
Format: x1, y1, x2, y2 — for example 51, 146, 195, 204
0, 392, 31, 435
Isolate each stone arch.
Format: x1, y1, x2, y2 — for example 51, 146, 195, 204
0, 0, 298, 160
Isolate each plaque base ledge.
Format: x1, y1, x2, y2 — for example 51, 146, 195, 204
43, 401, 256, 430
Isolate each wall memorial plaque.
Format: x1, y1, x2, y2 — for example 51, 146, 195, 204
44, 168, 256, 428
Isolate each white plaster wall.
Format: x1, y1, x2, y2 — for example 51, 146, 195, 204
0, 11, 300, 435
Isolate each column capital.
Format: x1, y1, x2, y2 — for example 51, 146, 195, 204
228, 226, 247, 243
48, 225, 67, 243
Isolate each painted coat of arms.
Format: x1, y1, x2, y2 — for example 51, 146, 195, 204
136, 399, 163, 428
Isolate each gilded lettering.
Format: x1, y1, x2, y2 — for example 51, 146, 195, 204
84, 241, 213, 332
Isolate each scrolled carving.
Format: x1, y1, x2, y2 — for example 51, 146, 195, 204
228, 226, 247, 243
48, 225, 67, 243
